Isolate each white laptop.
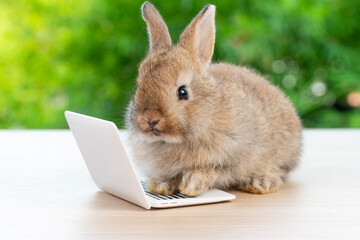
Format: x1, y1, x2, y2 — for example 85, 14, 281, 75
64, 111, 235, 209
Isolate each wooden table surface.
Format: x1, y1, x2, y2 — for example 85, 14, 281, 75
0, 129, 359, 239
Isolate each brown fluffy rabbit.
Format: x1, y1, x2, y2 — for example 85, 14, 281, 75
126, 2, 302, 196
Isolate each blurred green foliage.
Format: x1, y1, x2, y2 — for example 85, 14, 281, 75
0, 0, 359, 128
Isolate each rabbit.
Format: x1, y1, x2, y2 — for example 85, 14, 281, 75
125, 2, 302, 197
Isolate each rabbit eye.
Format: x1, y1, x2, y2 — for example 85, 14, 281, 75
177, 86, 189, 100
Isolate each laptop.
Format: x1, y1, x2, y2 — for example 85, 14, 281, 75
64, 111, 235, 209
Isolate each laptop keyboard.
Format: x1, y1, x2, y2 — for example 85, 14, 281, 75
141, 181, 190, 200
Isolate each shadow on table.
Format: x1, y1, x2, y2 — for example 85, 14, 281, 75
89, 191, 146, 212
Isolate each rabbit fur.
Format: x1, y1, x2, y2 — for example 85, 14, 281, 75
126, 2, 302, 196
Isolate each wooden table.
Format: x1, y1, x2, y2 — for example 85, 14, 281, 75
0, 130, 359, 239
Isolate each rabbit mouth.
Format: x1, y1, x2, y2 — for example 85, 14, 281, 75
140, 127, 182, 144
148, 128, 161, 136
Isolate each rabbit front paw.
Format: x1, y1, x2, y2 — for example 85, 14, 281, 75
238, 175, 283, 194
179, 169, 217, 197
147, 178, 179, 195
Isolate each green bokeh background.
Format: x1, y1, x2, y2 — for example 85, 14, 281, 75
1, 0, 359, 129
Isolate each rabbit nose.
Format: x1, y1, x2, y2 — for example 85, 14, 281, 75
146, 120, 160, 128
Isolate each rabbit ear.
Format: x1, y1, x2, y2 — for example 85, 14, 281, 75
178, 4, 216, 65
141, 2, 172, 51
